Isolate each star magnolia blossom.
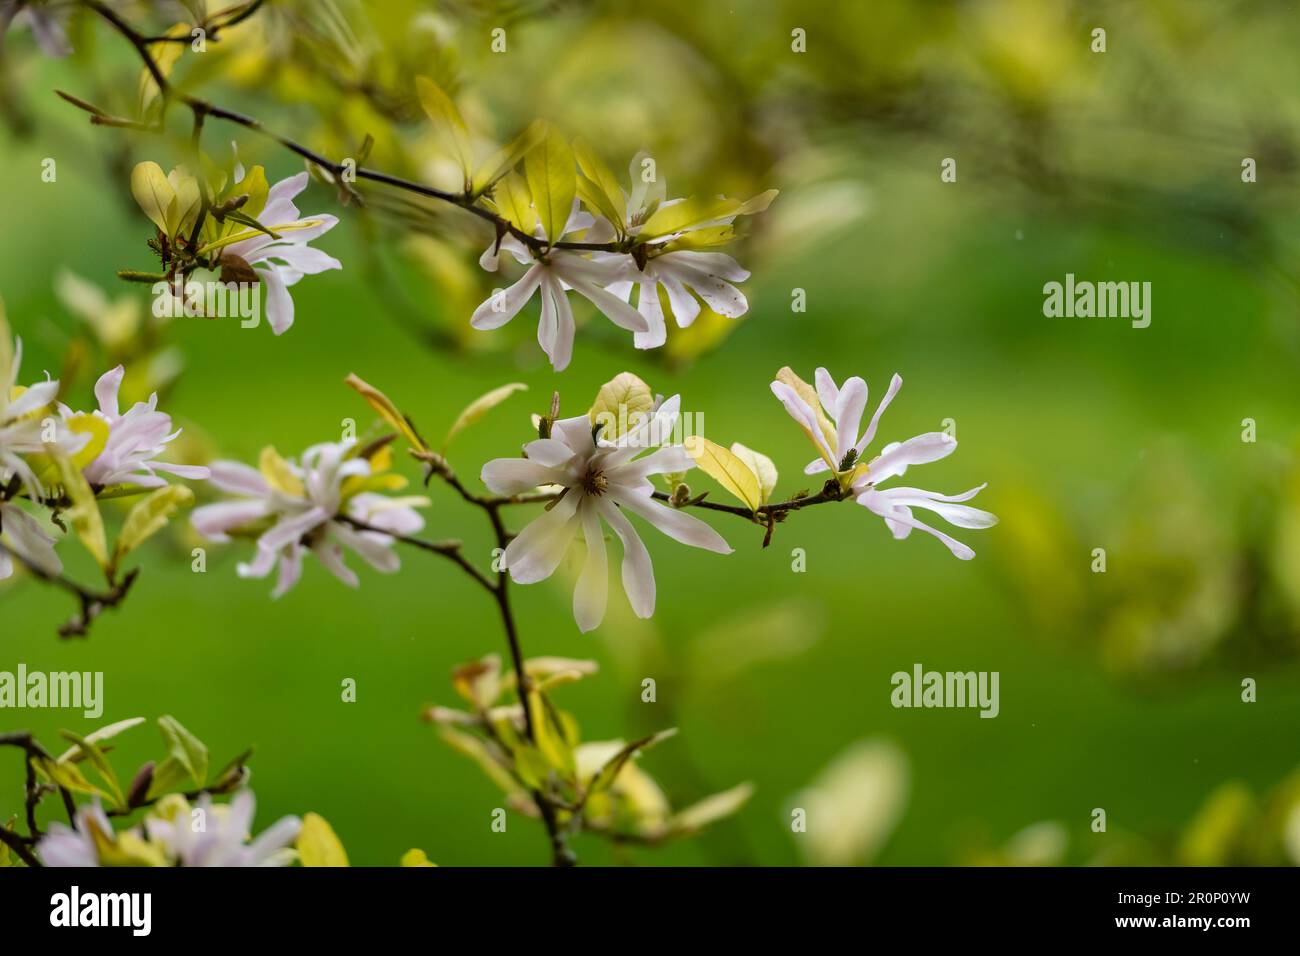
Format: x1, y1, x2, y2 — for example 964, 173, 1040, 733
145, 790, 301, 867
480, 396, 731, 632
62, 365, 210, 488
472, 206, 649, 371
219, 172, 342, 335
36, 801, 116, 867
191, 440, 427, 597
771, 367, 997, 560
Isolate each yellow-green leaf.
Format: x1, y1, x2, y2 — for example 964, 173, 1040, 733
400, 848, 437, 867
443, 383, 527, 452
345, 373, 429, 453
415, 76, 473, 184
258, 446, 305, 497
472, 121, 545, 197
130, 161, 176, 234
50, 453, 107, 569
112, 484, 194, 570
490, 170, 537, 235
56, 717, 146, 763
641, 196, 742, 240
667, 782, 754, 835
525, 123, 576, 244
684, 436, 763, 513
157, 715, 207, 788
34, 756, 109, 799
589, 372, 654, 439
573, 138, 626, 228
730, 442, 778, 505
297, 812, 350, 867
588, 728, 677, 796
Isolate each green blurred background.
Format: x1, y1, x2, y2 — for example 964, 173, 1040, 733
4, 0, 1300, 865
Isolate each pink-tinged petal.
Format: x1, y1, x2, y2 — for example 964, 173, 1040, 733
332, 523, 401, 573
264, 244, 341, 275
855, 373, 903, 455
804, 457, 831, 476
864, 432, 956, 485
832, 376, 868, 464
260, 266, 296, 335
471, 267, 542, 331
612, 491, 732, 554
150, 461, 211, 481
481, 457, 564, 495
258, 506, 330, 551
814, 367, 839, 413
313, 541, 359, 588
573, 500, 608, 632
191, 500, 269, 541
94, 366, 126, 418
208, 460, 270, 497
596, 498, 655, 618
502, 491, 581, 584
237, 544, 279, 580
771, 381, 835, 464
1, 503, 61, 575
272, 543, 304, 597
267, 172, 309, 207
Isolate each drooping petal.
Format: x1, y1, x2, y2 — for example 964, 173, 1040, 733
207, 460, 270, 497
191, 500, 270, 541
572, 500, 608, 632
502, 491, 581, 584
596, 498, 655, 618
856, 489, 976, 560
612, 490, 732, 554
470, 267, 542, 331
260, 265, 296, 335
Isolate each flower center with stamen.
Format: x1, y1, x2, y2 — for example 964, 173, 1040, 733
581, 466, 609, 497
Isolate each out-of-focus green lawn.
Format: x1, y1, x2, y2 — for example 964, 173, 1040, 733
4, 36, 1300, 866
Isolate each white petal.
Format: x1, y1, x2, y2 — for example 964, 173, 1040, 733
833, 376, 868, 464
572, 501, 608, 632
865, 432, 956, 485
612, 491, 732, 554
94, 366, 125, 418
191, 500, 269, 541
855, 373, 903, 455
208, 460, 270, 497
596, 498, 655, 618
470, 268, 542, 331
260, 266, 296, 335
481, 457, 564, 495
857, 489, 975, 559
502, 491, 581, 583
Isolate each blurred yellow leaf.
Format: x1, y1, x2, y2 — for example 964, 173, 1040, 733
415, 76, 473, 184
345, 373, 429, 453
472, 121, 545, 197
297, 812, 350, 867
667, 782, 754, 836
50, 453, 107, 569
573, 138, 626, 229
400, 848, 437, 867
443, 382, 527, 452
112, 485, 194, 571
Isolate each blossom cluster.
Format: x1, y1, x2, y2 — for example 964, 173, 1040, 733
0, 309, 208, 582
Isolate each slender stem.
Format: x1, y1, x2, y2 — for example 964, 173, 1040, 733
0, 826, 40, 868
73, 0, 634, 257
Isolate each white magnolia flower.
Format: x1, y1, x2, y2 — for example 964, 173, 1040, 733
36, 801, 115, 867
599, 156, 756, 349
220, 172, 341, 335
191, 439, 427, 597
472, 205, 648, 371
0, 500, 61, 580
0, 323, 65, 497
61, 365, 210, 488
480, 396, 731, 632
145, 790, 300, 867
771, 366, 996, 560
606, 250, 750, 350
